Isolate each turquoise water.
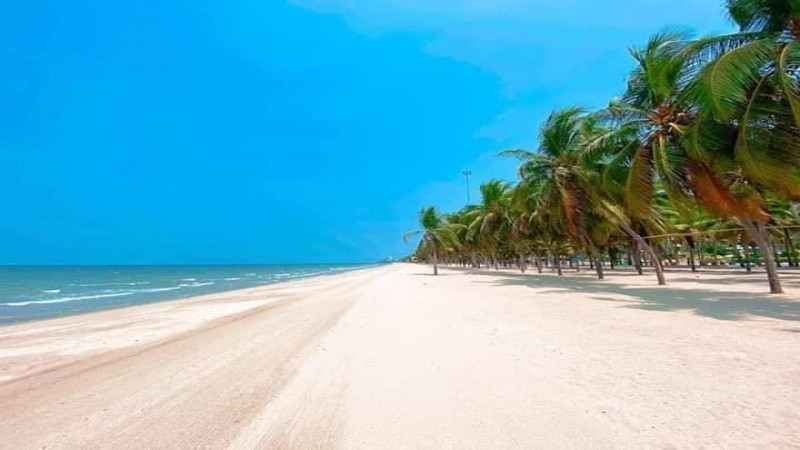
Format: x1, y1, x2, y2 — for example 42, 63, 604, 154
0, 264, 372, 326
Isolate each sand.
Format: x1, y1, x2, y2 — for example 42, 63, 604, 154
0, 263, 799, 448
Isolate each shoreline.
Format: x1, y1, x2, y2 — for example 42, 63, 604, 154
1, 263, 798, 447
0, 263, 379, 327
0, 265, 385, 384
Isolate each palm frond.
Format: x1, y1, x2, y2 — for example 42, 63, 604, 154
687, 38, 776, 120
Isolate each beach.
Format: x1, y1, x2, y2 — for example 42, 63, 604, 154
1, 263, 799, 448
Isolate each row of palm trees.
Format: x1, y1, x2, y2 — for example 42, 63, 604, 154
406, 0, 800, 293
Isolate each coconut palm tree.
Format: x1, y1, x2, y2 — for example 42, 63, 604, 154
466, 180, 512, 269
685, 0, 800, 196
592, 29, 697, 219
404, 207, 462, 276
506, 193, 533, 272
504, 108, 608, 279
403, 3, 800, 293
767, 197, 800, 266
596, 27, 792, 293
679, 1, 800, 292
504, 108, 668, 283
509, 180, 560, 274
659, 194, 716, 272
679, 109, 791, 292
445, 208, 476, 267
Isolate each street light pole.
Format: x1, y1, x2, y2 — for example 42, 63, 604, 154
462, 170, 473, 205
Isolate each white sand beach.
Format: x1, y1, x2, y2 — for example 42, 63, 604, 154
0, 263, 799, 448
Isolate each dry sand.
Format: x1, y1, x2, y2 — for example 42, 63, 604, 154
0, 263, 799, 448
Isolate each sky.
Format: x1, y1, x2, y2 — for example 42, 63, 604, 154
1, 0, 731, 265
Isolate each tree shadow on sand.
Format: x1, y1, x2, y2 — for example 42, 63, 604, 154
657, 272, 800, 290
465, 269, 800, 323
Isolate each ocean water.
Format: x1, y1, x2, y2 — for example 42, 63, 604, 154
0, 264, 372, 326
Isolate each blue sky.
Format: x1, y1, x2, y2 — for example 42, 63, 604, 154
1, 1, 730, 264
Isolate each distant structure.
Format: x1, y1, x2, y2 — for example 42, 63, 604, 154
462, 170, 473, 205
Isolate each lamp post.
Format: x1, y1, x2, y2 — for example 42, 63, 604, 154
462, 170, 473, 205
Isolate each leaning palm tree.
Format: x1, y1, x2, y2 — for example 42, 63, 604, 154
404, 207, 461, 275
659, 192, 716, 272
768, 197, 800, 266
598, 28, 793, 292
466, 180, 512, 269
593, 29, 697, 219
679, 1, 800, 293
510, 180, 559, 274
685, 0, 800, 198
445, 208, 477, 267
503, 108, 606, 279
505, 108, 668, 283
679, 81, 796, 293
505, 194, 532, 272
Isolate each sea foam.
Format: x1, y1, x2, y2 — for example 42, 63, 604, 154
1, 291, 135, 307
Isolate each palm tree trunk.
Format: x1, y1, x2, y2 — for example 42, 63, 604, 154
554, 252, 563, 276
735, 236, 745, 269
619, 223, 666, 285
535, 253, 543, 273
631, 240, 643, 275
590, 245, 604, 280
783, 228, 796, 267
652, 244, 661, 269
741, 220, 783, 294
772, 240, 782, 267
581, 235, 604, 280
743, 242, 752, 273
432, 242, 439, 276
698, 240, 704, 266
686, 236, 697, 272
519, 253, 526, 273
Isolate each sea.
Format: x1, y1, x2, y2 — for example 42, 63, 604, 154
0, 264, 373, 326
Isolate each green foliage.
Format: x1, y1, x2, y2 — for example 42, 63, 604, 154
404, 1, 800, 291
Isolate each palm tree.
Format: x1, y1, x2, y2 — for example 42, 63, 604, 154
685, 0, 800, 197
587, 30, 719, 284
466, 180, 512, 269
504, 108, 607, 279
506, 194, 533, 272
445, 208, 479, 268
596, 27, 793, 293
767, 197, 800, 266
593, 29, 697, 219
404, 3, 800, 293
660, 197, 716, 272
404, 207, 461, 276
505, 108, 668, 283
679, 1, 800, 293
678, 112, 791, 292
510, 180, 561, 274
